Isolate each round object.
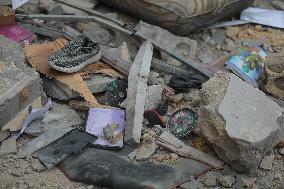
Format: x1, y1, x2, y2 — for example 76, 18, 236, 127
167, 108, 198, 138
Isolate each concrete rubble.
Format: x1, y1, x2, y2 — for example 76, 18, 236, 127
0, 0, 284, 188
125, 40, 153, 145
196, 73, 284, 173
25, 102, 83, 136
0, 36, 44, 128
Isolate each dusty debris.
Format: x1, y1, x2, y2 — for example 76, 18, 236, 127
0, 130, 9, 142
0, 137, 17, 155
150, 153, 179, 164
135, 130, 158, 161
17, 125, 74, 158
0, 36, 44, 129
30, 159, 46, 172
1, 1, 284, 188
218, 175, 236, 187
263, 53, 284, 100
259, 153, 275, 170
25, 102, 83, 136
157, 131, 223, 169
125, 40, 153, 145
145, 85, 163, 111
196, 73, 284, 173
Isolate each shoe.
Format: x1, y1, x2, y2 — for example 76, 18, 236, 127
48, 35, 101, 73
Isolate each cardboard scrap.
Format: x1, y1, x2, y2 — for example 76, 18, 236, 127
24, 38, 122, 107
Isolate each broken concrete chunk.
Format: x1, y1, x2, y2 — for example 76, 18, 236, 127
179, 177, 198, 189
0, 37, 44, 128
145, 85, 163, 111
125, 40, 153, 145
136, 142, 158, 161
196, 73, 284, 173
0, 130, 10, 142
259, 153, 275, 170
0, 137, 17, 155
25, 102, 83, 136
218, 175, 236, 188
135, 21, 197, 59
30, 158, 46, 172
136, 131, 158, 161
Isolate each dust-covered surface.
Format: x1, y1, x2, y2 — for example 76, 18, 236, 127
1, 0, 284, 188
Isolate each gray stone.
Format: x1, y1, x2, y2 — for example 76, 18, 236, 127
25, 102, 83, 136
43, 75, 115, 101
279, 148, 284, 156
0, 137, 17, 154
0, 36, 44, 128
31, 158, 46, 172
212, 29, 227, 45
169, 93, 184, 103
135, 142, 158, 161
145, 85, 163, 111
183, 89, 201, 106
224, 38, 236, 52
218, 175, 236, 187
259, 153, 275, 170
235, 175, 256, 189
199, 50, 214, 64
179, 177, 198, 189
10, 168, 24, 177
49, 5, 71, 15
203, 171, 217, 187
0, 130, 10, 142
83, 25, 113, 44
196, 73, 284, 173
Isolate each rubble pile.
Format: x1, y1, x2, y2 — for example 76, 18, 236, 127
0, 0, 283, 189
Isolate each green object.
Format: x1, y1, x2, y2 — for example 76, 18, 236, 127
167, 108, 198, 138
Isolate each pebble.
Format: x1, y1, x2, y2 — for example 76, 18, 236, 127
278, 148, 284, 156
10, 168, 24, 177
259, 153, 275, 170
226, 27, 240, 40
18, 183, 28, 189
31, 158, 46, 172
179, 177, 198, 189
235, 175, 256, 189
218, 175, 236, 187
203, 171, 217, 187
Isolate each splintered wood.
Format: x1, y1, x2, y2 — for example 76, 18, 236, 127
124, 40, 153, 145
